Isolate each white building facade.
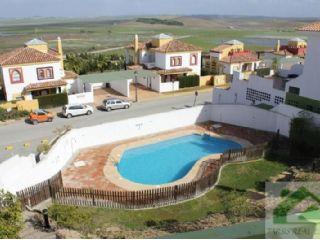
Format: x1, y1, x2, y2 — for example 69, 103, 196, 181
0, 38, 76, 101
126, 34, 202, 87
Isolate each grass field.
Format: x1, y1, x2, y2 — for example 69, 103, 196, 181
0, 16, 310, 54
49, 159, 287, 234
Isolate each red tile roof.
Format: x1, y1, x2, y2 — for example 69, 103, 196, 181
127, 39, 201, 53
211, 44, 233, 53
298, 22, 320, 32
156, 67, 193, 75
126, 41, 153, 50
154, 40, 201, 53
0, 47, 61, 66
24, 80, 67, 92
220, 51, 259, 64
62, 70, 78, 80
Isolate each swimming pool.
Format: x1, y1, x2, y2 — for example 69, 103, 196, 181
116, 134, 242, 185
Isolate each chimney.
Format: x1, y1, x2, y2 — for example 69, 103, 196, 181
134, 34, 139, 65
57, 37, 64, 70
275, 40, 280, 52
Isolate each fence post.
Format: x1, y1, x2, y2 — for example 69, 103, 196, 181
132, 191, 136, 208
174, 185, 178, 201
228, 150, 231, 161
91, 189, 96, 206
48, 180, 53, 200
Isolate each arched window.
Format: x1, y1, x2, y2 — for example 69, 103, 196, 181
190, 54, 198, 65
10, 68, 23, 84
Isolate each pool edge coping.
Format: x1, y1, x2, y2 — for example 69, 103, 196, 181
103, 129, 252, 191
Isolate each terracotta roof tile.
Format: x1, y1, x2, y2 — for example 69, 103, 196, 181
298, 22, 320, 32
0, 47, 60, 66
156, 67, 193, 75
126, 41, 153, 50
154, 40, 202, 53
211, 44, 233, 53
24, 80, 67, 92
62, 70, 78, 80
220, 51, 259, 64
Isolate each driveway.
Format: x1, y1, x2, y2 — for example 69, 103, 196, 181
0, 91, 212, 163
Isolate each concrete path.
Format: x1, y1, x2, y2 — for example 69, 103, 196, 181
0, 91, 212, 162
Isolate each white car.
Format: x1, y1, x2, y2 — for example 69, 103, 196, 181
62, 104, 94, 118
102, 98, 131, 112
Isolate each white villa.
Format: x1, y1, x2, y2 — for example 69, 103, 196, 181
213, 22, 320, 114
125, 34, 202, 85
0, 38, 77, 101
207, 40, 261, 75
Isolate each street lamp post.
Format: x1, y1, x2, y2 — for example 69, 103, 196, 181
134, 71, 138, 102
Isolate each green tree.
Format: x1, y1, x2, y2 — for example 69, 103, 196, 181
289, 116, 320, 162
0, 190, 23, 238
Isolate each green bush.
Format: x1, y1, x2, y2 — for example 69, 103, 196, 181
289, 117, 320, 162
36, 93, 68, 109
0, 107, 29, 122
0, 190, 23, 238
177, 75, 200, 88
257, 68, 271, 77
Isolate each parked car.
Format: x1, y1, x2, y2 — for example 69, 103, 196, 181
62, 104, 94, 119
29, 109, 54, 125
102, 98, 131, 112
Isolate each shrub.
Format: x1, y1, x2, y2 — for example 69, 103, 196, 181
144, 220, 157, 227
280, 189, 291, 197
177, 75, 200, 88
289, 116, 320, 162
257, 68, 271, 77
37, 142, 51, 154
36, 93, 68, 109
0, 190, 23, 238
219, 191, 262, 223
0, 107, 29, 122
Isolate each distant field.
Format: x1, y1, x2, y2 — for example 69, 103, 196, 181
0, 16, 310, 54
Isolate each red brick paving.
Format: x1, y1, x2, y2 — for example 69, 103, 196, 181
62, 123, 273, 191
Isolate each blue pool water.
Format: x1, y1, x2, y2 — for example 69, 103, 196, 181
117, 134, 242, 185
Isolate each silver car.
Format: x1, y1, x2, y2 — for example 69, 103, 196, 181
102, 98, 131, 112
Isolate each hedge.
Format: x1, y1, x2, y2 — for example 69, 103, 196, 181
177, 75, 200, 88
0, 107, 29, 122
36, 93, 68, 109
256, 68, 271, 77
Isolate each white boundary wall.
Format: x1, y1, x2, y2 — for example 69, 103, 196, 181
68, 92, 94, 105
2, 103, 319, 193
211, 104, 292, 136
0, 106, 210, 193
109, 79, 132, 97
213, 74, 285, 107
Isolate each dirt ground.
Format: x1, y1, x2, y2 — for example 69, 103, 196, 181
93, 84, 160, 107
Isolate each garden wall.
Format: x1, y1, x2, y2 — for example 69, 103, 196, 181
2, 102, 318, 193
109, 79, 132, 97
0, 105, 210, 193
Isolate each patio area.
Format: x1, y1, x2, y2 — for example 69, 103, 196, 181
61, 122, 274, 191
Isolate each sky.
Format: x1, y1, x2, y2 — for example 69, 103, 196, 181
0, 0, 319, 19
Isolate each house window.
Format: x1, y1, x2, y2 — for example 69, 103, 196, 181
9, 68, 24, 84
190, 54, 198, 65
170, 56, 182, 67
37, 67, 54, 80
289, 86, 300, 95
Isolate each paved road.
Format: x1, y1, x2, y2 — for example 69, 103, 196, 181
0, 92, 212, 162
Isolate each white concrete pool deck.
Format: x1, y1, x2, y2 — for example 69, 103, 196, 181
104, 130, 252, 191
